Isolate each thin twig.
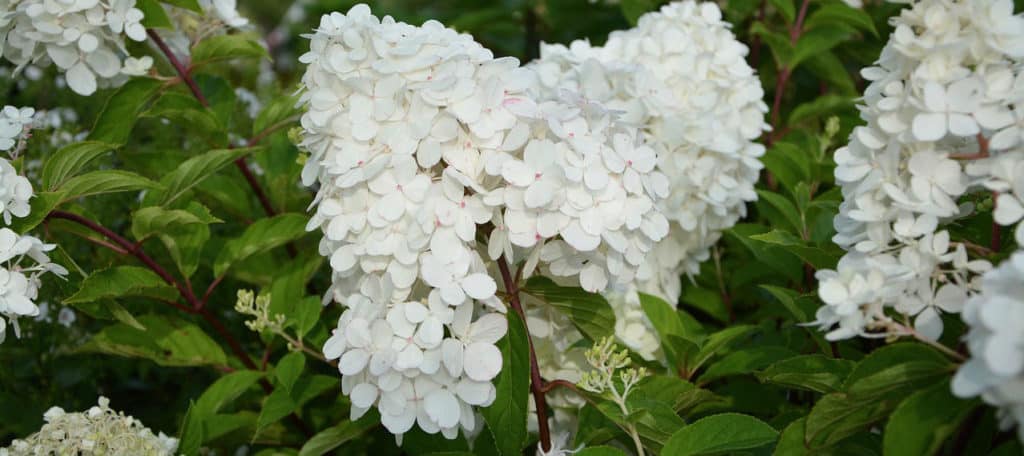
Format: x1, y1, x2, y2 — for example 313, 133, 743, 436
497, 256, 552, 452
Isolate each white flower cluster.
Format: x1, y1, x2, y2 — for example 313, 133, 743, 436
0, 227, 67, 344
0, 0, 154, 96
532, 0, 767, 303
952, 251, 1024, 443
813, 0, 1024, 341
1, 396, 178, 456
0, 105, 34, 152
298, 4, 669, 440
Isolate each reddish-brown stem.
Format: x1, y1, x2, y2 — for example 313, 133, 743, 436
540, 379, 580, 395
49, 211, 201, 306
147, 29, 280, 222
147, 29, 209, 108
497, 256, 551, 452
748, 0, 767, 68
47, 209, 313, 437
765, 0, 812, 148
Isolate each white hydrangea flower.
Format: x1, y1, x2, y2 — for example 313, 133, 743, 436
199, 0, 248, 28
0, 157, 32, 224
952, 252, 1024, 443
298, 4, 672, 440
814, 0, 1024, 341
0, 0, 152, 95
0, 227, 67, 344
0, 105, 34, 152
530, 0, 767, 301
2, 396, 178, 455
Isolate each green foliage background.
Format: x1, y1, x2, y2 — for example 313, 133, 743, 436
2, 0, 1023, 455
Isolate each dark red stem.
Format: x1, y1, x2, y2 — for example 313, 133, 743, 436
497, 256, 551, 452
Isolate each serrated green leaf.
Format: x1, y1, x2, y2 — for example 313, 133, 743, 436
749, 230, 842, 269
699, 346, 796, 383
213, 213, 308, 277
842, 343, 951, 389
481, 311, 529, 456
788, 94, 856, 126
521, 276, 616, 342
42, 141, 117, 190
192, 34, 270, 67
151, 147, 262, 206
757, 354, 855, 393
143, 92, 225, 141
298, 418, 377, 456
194, 370, 263, 417
883, 380, 977, 456
663, 413, 778, 456
756, 190, 804, 234
178, 402, 203, 456
253, 94, 300, 138
791, 28, 852, 70
256, 374, 335, 431
804, 51, 857, 95
131, 205, 221, 241
60, 170, 161, 202
804, 392, 895, 448
80, 314, 228, 367
8, 191, 65, 234
689, 325, 758, 373
275, 352, 306, 394
805, 3, 877, 37
88, 78, 164, 145
64, 266, 178, 304
761, 142, 812, 195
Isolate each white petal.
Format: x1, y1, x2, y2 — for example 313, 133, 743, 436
464, 342, 503, 381
424, 389, 461, 429
911, 113, 946, 141
461, 273, 497, 300
66, 62, 97, 96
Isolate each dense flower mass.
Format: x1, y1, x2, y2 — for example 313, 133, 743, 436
813, 0, 1024, 341
0, 0, 154, 95
0, 227, 67, 344
952, 252, 1024, 442
532, 0, 768, 303
297, 3, 670, 440
1, 396, 178, 455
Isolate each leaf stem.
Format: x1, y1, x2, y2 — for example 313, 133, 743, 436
497, 255, 552, 453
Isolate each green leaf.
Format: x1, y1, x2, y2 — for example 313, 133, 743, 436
60, 170, 161, 202
663, 413, 779, 456
158, 202, 217, 278
804, 392, 895, 448
88, 78, 164, 145
298, 419, 377, 456
681, 286, 728, 324
9, 191, 65, 234
845, 361, 953, 399
805, 3, 878, 37
64, 266, 178, 304
131, 205, 222, 242
768, 0, 795, 23
193, 370, 263, 417
481, 311, 530, 456
749, 230, 842, 269
80, 314, 229, 367
574, 447, 628, 456
42, 141, 117, 190
269, 255, 325, 337
213, 213, 308, 277
639, 292, 699, 368
178, 402, 204, 456
804, 51, 857, 95
759, 285, 807, 321
757, 354, 855, 393
699, 346, 796, 383
760, 142, 812, 195
160, 0, 201, 12
788, 95, 856, 126
253, 94, 300, 138
151, 147, 262, 206
756, 189, 804, 234
275, 352, 306, 394
192, 35, 270, 67
791, 28, 852, 70
256, 374, 336, 431
689, 325, 758, 373
751, 23, 793, 68
883, 380, 978, 456
137, 0, 173, 28
842, 343, 952, 392
521, 276, 616, 342
143, 92, 225, 141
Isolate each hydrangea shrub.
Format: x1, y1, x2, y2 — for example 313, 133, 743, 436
0, 0, 1022, 455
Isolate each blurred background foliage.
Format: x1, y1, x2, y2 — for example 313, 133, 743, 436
2, 0, 1023, 455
